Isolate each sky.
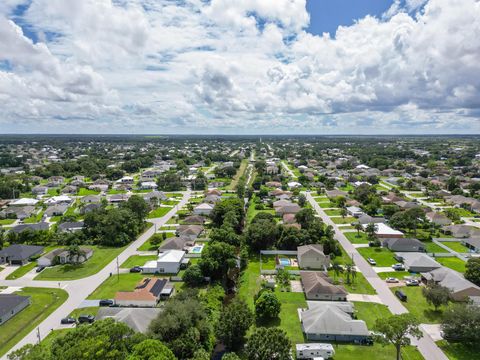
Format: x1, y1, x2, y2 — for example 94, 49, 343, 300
0, 0, 479, 135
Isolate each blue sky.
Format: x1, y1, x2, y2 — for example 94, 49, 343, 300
307, 0, 393, 36
0, 0, 479, 134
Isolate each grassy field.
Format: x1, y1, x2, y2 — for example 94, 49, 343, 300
120, 255, 157, 268
0, 288, 68, 357
23, 211, 43, 224
377, 271, 412, 280
35, 246, 126, 280
77, 188, 100, 196
424, 241, 448, 253
137, 232, 174, 251
325, 209, 343, 216
354, 301, 391, 328
228, 159, 248, 190
436, 257, 466, 273
344, 232, 370, 244
331, 217, 356, 225
69, 306, 100, 319
437, 340, 477, 360
357, 247, 397, 267
147, 206, 172, 219
6, 262, 37, 280
87, 273, 167, 299
439, 242, 469, 253
392, 286, 446, 323
318, 202, 336, 208
328, 270, 376, 295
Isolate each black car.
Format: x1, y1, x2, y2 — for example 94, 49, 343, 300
395, 290, 408, 302
78, 314, 95, 324
60, 317, 76, 324
129, 266, 142, 273
36, 266, 45, 273
99, 299, 114, 307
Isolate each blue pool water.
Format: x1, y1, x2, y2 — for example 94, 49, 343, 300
191, 246, 203, 253
279, 258, 290, 266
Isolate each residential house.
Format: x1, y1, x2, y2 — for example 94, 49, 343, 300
300, 301, 369, 342
44, 195, 72, 205
11, 222, 50, 234
0, 244, 44, 265
362, 222, 403, 238
61, 185, 78, 194
140, 182, 158, 190
176, 225, 204, 241
325, 190, 348, 199
297, 245, 331, 270
44, 204, 69, 217
96, 307, 162, 333
158, 237, 193, 251
426, 212, 452, 226
0, 294, 31, 325
37, 247, 93, 267
443, 225, 480, 238
32, 185, 48, 195
462, 238, 480, 253
421, 267, 480, 301
357, 214, 385, 225
80, 195, 101, 204
346, 206, 363, 217
0, 206, 35, 220
57, 221, 84, 232
142, 191, 167, 203
10, 198, 39, 206
300, 271, 348, 301
382, 238, 426, 252
395, 252, 441, 272
193, 203, 214, 216
142, 250, 187, 274
80, 203, 101, 214
275, 203, 301, 216
114, 278, 171, 307
182, 215, 206, 224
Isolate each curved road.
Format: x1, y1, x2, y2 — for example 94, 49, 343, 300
0, 191, 191, 359
305, 192, 448, 360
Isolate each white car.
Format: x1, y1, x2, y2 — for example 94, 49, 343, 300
367, 258, 377, 266
406, 279, 420, 286
391, 263, 405, 271
386, 277, 399, 283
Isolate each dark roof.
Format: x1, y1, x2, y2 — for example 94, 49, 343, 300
0, 244, 44, 261
10, 222, 49, 234
0, 294, 30, 318
149, 278, 167, 297
57, 221, 84, 231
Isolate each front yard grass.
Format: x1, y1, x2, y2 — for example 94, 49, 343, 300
331, 216, 355, 225
6, 262, 37, 280
0, 219, 16, 226
424, 241, 448, 253
148, 207, 171, 219
0, 288, 68, 357
377, 271, 413, 280
35, 246, 126, 280
354, 301, 391, 328
77, 188, 100, 196
439, 241, 469, 253
69, 306, 100, 319
357, 247, 397, 267
392, 286, 446, 323
325, 209, 343, 216
436, 257, 466, 273
120, 255, 157, 268
318, 202, 336, 208
328, 270, 376, 295
344, 232, 370, 244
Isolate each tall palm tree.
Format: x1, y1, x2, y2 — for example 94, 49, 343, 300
365, 223, 378, 241
354, 223, 363, 238
332, 260, 342, 282
345, 263, 353, 284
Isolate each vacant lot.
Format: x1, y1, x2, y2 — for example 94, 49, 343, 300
392, 286, 446, 324
436, 257, 466, 273
148, 206, 172, 219
357, 247, 397, 267
331, 216, 356, 225
0, 288, 68, 357
344, 232, 369, 244
120, 255, 157, 268
439, 241, 469, 253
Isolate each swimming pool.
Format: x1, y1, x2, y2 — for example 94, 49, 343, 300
190, 245, 204, 254
279, 258, 290, 266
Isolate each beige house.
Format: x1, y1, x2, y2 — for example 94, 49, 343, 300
297, 245, 331, 270
301, 271, 347, 301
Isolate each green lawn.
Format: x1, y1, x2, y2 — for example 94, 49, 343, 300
137, 232, 174, 251
344, 232, 370, 244
77, 188, 100, 196
439, 242, 469, 253
273, 290, 307, 344
23, 211, 44, 224
331, 217, 356, 225
229, 159, 248, 190
354, 301, 391, 328
0, 288, 68, 357
0, 219, 16, 226
437, 340, 477, 360
120, 255, 157, 268
443, 208, 475, 218
424, 241, 448, 253
333, 344, 423, 360
69, 306, 100, 319
87, 273, 168, 299
6, 262, 37, 280
318, 202, 336, 208
325, 209, 343, 216
357, 247, 397, 267
148, 207, 172, 219
328, 270, 376, 295
392, 286, 446, 323
436, 257, 466, 273
238, 257, 262, 308
35, 246, 126, 280
377, 271, 412, 280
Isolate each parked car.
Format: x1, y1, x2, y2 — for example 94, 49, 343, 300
395, 290, 408, 301
367, 258, 376, 265
130, 266, 142, 273
391, 263, 405, 271
78, 315, 95, 324
60, 317, 76, 324
406, 279, 420, 286
386, 277, 399, 283
99, 299, 114, 307
36, 266, 45, 273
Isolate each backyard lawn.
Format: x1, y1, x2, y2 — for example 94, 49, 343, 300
333, 344, 423, 360
35, 246, 126, 280
148, 207, 172, 219
439, 241, 469, 253
344, 232, 370, 244
357, 247, 397, 267
6, 262, 37, 280
436, 257, 466, 273
120, 255, 157, 268
331, 217, 356, 225
0, 288, 68, 357
328, 270, 376, 295
393, 286, 447, 323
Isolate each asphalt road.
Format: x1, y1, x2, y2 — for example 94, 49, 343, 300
0, 191, 191, 359
306, 192, 448, 360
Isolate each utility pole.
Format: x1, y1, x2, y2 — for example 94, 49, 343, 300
116, 256, 119, 281
36, 327, 41, 344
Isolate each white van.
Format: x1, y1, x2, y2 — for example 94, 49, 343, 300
296, 343, 335, 359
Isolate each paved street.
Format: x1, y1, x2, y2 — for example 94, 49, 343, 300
0, 191, 191, 359
306, 192, 448, 360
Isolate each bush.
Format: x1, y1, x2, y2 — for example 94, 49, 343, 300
255, 204, 264, 210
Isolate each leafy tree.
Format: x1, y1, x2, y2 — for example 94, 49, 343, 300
294, 208, 315, 229
354, 223, 363, 237
221, 353, 241, 360
149, 234, 163, 248
182, 264, 205, 286
66, 245, 86, 265
276, 225, 303, 250
215, 299, 253, 351
245, 219, 278, 251
340, 208, 348, 218
374, 314, 422, 360
275, 268, 290, 290
298, 193, 306, 207
255, 290, 281, 320
127, 339, 176, 360
199, 242, 237, 281
122, 195, 149, 223
422, 283, 451, 311
465, 258, 480, 286
441, 303, 480, 347
365, 223, 377, 241
190, 349, 210, 360
157, 172, 184, 191
244, 327, 291, 360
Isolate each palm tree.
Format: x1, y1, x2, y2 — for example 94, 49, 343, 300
365, 223, 378, 241
332, 260, 342, 282
340, 208, 348, 218
351, 264, 357, 284
345, 263, 353, 284
324, 225, 335, 240
354, 223, 363, 238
